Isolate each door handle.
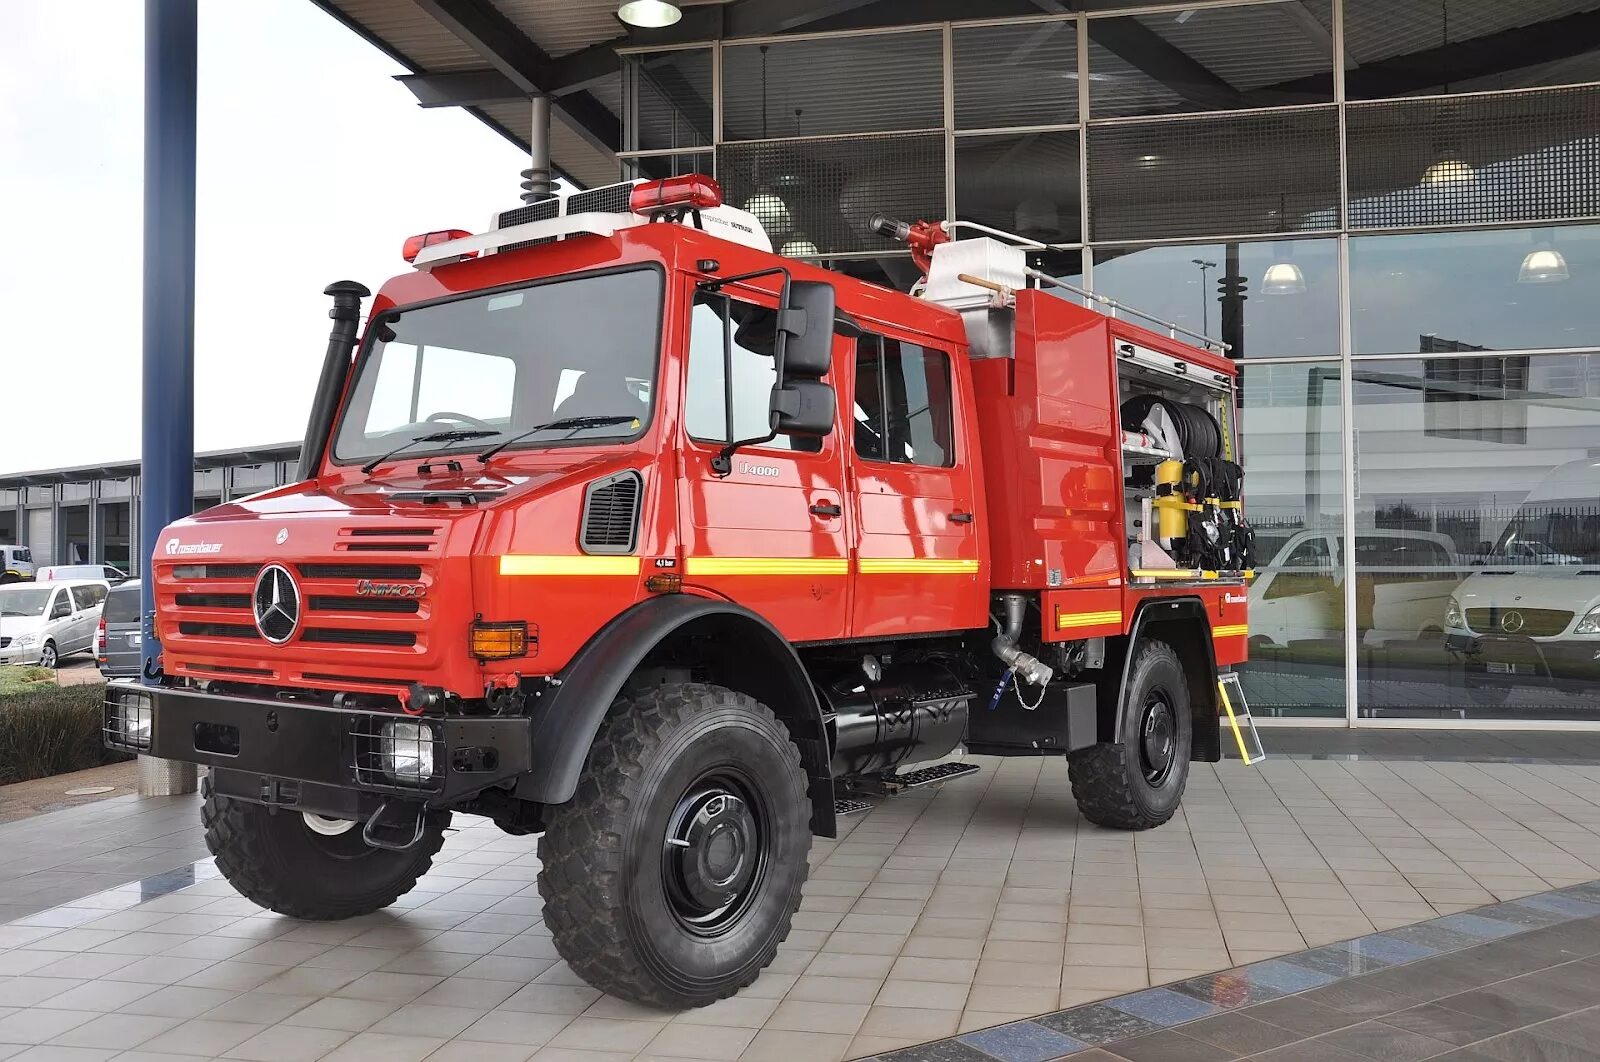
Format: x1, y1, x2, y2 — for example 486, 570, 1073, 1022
950, 511, 975, 524
809, 502, 842, 518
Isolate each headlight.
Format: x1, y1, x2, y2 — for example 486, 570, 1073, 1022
380, 720, 436, 785
14, 633, 37, 647
105, 689, 152, 750
1445, 598, 1465, 629
1576, 606, 1600, 635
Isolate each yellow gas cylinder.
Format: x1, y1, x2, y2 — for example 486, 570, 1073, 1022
1154, 459, 1188, 541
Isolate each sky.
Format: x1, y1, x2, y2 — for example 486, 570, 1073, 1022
0, 0, 529, 475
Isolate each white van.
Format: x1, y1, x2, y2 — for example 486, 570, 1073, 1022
1251, 529, 1460, 647
0, 579, 110, 668
1, 545, 35, 584
1446, 459, 1600, 704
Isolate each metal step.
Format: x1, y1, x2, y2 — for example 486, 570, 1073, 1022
834, 798, 874, 817
887, 761, 982, 790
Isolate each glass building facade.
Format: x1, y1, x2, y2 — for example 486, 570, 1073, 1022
619, 0, 1600, 725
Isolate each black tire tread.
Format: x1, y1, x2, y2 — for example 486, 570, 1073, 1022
203, 785, 448, 921
537, 682, 808, 1008
1068, 640, 1186, 831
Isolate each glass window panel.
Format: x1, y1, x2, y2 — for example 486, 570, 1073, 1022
60, 482, 92, 502
1351, 353, 1600, 719
1092, 238, 1338, 358
1087, 1, 1334, 119
622, 152, 713, 182
1085, 108, 1340, 241
1236, 360, 1346, 718
0, 490, 17, 508
1346, 87, 1600, 228
1342, 0, 1600, 99
721, 33, 942, 141
626, 49, 713, 151
685, 292, 821, 453
1350, 224, 1600, 355
953, 20, 1077, 130
956, 132, 1081, 244
99, 477, 133, 500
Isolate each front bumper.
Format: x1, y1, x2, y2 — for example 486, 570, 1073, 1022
1446, 632, 1600, 684
0, 641, 39, 664
103, 681, 532, 806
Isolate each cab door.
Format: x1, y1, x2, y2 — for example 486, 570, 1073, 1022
847, 332, 984, 637
677, 287, 851, 643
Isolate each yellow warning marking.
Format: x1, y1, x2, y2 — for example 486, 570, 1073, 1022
686, 557, 850, 576
858, 558, 980, 575
1056, 610, 1123, 630
1219, 678, 1255, 765
500, 555, 640, 576
1212, 624, 1249, 638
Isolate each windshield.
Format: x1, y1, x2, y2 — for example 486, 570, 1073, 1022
333, 268, 662, 464
0, 587, 51, 617
1493, 496, 1600, 564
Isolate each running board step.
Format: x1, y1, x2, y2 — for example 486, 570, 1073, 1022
834, 798, 874, 817
885, 762, 981, 791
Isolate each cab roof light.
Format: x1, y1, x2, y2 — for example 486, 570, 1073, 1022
629, 174, 723, 217
402, 229, 475, 263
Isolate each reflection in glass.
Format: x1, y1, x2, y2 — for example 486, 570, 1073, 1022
1236, 362, 1345, 718
1093, 239, 1338, 357
1350, 225, 1598, 354
955, 133, 1081, 245
1351, 355, 1600, 719
626, 50, 713, 151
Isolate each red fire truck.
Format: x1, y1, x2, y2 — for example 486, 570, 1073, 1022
105, 175, 1259, 1007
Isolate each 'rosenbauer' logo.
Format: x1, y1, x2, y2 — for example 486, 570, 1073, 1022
165, 538, 223, 556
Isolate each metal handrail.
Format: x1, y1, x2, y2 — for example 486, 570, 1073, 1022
939, 219, 1231, 352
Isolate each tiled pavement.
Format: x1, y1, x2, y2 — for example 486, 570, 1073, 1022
3, 748, 1600, 1060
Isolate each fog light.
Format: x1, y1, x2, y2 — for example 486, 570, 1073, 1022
105, 689, 152, 750
470, 621, 527, 660
380, 720, 436, 785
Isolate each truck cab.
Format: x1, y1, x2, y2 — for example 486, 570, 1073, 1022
106, 175, 1255, 1008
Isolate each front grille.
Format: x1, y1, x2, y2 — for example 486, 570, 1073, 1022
179, 622, 259, 639
176, 593, 250, 609
173, 564, 261, 580
0, 637, 9, 648
1465, 608, 1574, 637
345, 542, 429, 553
349, 528, 435, 537
302, 628, 417, 648
309, 596, 421, 614
581, 471, 642, 554
299, 563, 423, 580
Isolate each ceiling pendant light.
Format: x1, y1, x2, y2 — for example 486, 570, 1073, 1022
1422, 157, 1473, 185
617, 1, 681, 29
1518, 229, 1570, 284
1262, 260, 1307, 295
780, 235, 821, 258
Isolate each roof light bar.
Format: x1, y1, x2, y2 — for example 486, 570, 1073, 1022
630, 174, 723, 216
402, 229, 475, 263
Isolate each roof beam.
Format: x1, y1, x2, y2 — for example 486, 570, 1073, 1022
395, 69, 524, 109
1259, 9, 1600, 99
409, 0, 620, 153
1087, 16, 1242, 112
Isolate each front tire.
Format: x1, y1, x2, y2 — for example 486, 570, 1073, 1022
538, 682, 811, 1008
203, 783, 448, 920
39, 640, 57, 669
1069, 639, 1193, 830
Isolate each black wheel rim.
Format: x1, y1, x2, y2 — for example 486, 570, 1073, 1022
662, 768, 769, 937
1138, 690, 1177, 787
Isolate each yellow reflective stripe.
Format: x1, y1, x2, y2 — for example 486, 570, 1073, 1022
1212, 624, 1249, 638
858, 558, 980, 575
500, 555, 640, 576
1057, 610, 1122, 630
1218, 679, 1255, 764
685, 557, 849, 576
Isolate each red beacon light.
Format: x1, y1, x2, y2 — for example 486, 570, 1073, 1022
629, 174, 723, 218
402, 229, 475, 263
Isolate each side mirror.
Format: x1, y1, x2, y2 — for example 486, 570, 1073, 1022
772, 379, 836, 437
779, 281, 836, 377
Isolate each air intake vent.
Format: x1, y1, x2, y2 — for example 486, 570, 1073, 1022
580, 471, 642, 555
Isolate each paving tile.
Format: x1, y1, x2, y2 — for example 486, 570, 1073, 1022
955, 1020, 1085, 1062
1178, 1010, 1302, 1055
1033, 1003, 1163, 1045
1102, 987, 1222, 1026
220, 1023, 353, 1062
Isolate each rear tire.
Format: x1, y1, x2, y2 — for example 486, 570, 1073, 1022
1069, 639, 1193, 830
538, 682, 811, 1008
203, 782, 448, 920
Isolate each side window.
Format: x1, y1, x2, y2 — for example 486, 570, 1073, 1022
73, 585, 105, 610
853, 334, 955, 468
50, 592, 70, 620
1284, 538, 1330, 568
685, 292, 822, 453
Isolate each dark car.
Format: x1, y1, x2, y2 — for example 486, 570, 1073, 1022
97, 579, 142, 679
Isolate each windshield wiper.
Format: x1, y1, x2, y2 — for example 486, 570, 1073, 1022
361, 429, 500, 474
476, 415, 639, 463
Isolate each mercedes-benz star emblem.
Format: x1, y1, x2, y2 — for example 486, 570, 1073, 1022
276, 528, 289, 545
1501, 610, 1525, 634
253, 564, 301, 644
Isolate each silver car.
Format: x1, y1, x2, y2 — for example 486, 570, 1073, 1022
0, 579, 109, 668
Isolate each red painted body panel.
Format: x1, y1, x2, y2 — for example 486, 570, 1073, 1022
153, 218, 1244, 700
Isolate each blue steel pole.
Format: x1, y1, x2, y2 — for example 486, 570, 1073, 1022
140, 0, 197, 686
